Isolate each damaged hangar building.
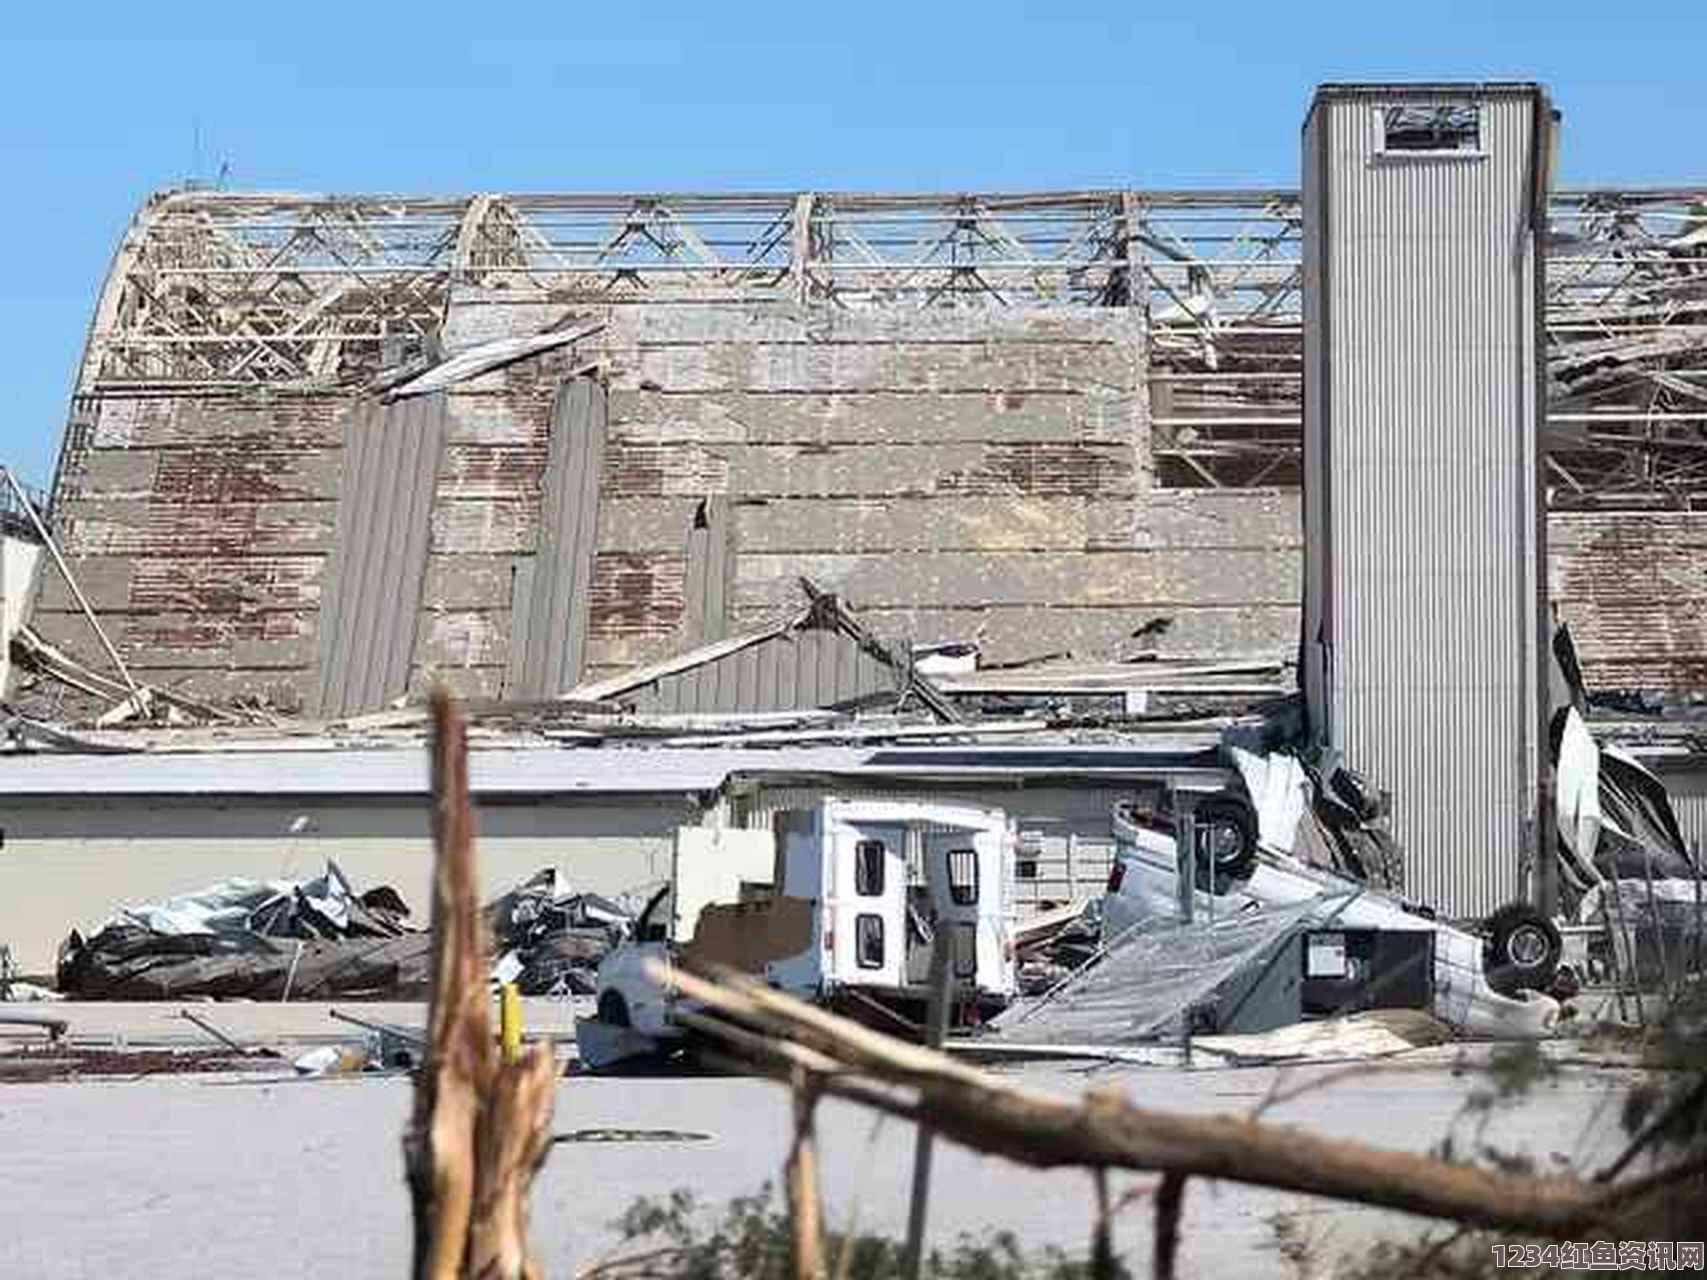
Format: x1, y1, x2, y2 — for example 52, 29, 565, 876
3, 97, 1707, 972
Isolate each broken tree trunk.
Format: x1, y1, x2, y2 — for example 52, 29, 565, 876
405, 689, 558, 1280
659, 960, 1632, 1240
785, 1068, 828, 1280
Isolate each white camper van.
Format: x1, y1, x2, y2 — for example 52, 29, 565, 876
585, 798, 1017, 1060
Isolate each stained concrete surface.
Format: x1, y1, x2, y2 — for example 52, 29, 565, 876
0, 1051, 1633, 1280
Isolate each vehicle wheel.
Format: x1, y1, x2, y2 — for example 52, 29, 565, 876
1192, 794, 1260, 894
597, 989, 632, 1028
1482, 902, 1562, 996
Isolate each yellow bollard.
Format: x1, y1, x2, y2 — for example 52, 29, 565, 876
499, 981, 523, 1064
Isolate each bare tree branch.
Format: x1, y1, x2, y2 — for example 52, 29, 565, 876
658, 959, 1615, 1239
405, 688, 557, 1280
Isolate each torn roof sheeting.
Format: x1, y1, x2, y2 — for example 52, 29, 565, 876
380, 321, 604, 400
563, 587, 961, 722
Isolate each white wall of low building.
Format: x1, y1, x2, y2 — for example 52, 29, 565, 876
0, 794, 694, 975
0, 534, 41, 693
726, 780, 1135, 912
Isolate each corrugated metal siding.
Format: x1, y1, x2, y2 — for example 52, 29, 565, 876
1301, 106, 1330, 737
506, 377, 607, 698
623, 624, 898, 714
1309, 89, 1544, 916
1662, 772, 1707, 862
313, 395, 446, 716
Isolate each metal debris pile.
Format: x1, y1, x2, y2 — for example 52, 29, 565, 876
488, 870, 631, 997
54, 862, 632, 1002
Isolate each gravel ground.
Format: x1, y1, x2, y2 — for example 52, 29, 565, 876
0, 1048, 1634, 1279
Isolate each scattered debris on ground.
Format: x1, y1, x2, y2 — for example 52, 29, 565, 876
0, 1047, 274, 1084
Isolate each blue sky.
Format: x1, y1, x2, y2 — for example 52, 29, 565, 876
2, 1, 1703, 485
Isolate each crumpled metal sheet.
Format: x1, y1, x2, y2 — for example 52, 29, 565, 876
1229, 745, 1310, 855
987, 899, 1328, 1046
109, 860, 411, 941
382, 323, 603, 400
487, 867, 631, 996
56, 863, 630, 1000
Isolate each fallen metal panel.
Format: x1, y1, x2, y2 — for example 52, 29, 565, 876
564, 609, 807, 702
684, 495, 733, 646
507, 377, 607, 698
313, 396, 446, 717
382, 322, 602, 400
625, 626, 898, 716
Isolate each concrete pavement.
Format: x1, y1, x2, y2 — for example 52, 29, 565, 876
0, 1051, 1635, 1279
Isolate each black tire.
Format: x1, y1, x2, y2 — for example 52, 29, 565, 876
597, 989, 632, 1028
1482, 902, 1562, 997
1192, 794, 1260, 894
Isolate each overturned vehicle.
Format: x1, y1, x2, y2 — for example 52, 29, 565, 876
1093, 710, 1701, 1041
1100, 755, 1565, 1040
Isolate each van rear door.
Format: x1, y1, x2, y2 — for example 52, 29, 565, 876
923, 826, 999, 995
828, 821, 906, 990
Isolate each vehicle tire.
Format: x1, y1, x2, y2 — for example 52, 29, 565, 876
597, 989, 632, 1028
1482, 902, 1562, 996
1192, 794, 1260, 894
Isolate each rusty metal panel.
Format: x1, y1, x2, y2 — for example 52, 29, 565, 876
29, 395, 343, 722
1551, 512, 1707, 693
313, 395, 446, 717
506, 377, 607, 698
587, 552, 685, 641
933, 443, 1135, 497
1303, 86, 1548, 916
57, 499, 334, 559
604, 442, 730, 497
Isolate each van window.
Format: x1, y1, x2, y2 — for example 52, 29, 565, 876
952, 923, 977, 978
855, 839, 886, 897
946, 847, 979, 906
855, 913, 885, 969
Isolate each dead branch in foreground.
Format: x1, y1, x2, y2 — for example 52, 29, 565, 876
406, 689, 558, 1280
659, 960, 1656, 1241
